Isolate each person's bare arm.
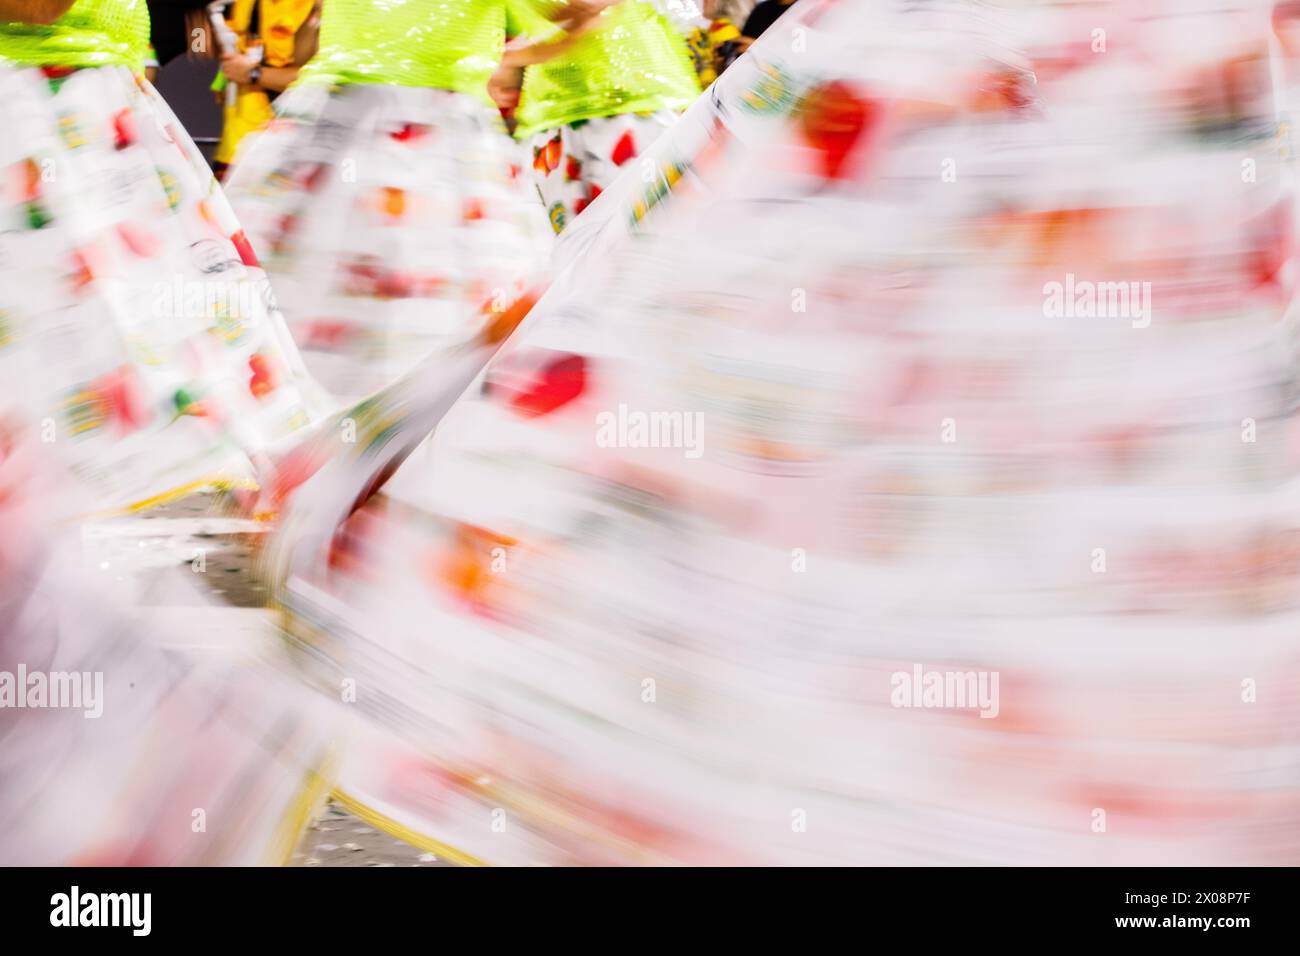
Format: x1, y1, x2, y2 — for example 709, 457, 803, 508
293, 1, 321, 64
546, 0, 620, 30
247, 19, 316, 91
0, 0, 76, 25
500, 25, 594, 68
500, 0, 616, 69
251, 63, 297, 92
489, 18, 597, 110
489, 0, 620, 110
261, 0, 321, 91
220, 1, 321, 93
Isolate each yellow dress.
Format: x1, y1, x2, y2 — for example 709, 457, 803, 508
213, 0, 316, 167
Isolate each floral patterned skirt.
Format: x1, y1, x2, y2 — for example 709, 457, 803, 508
0, 63, 320, 511
225, 83, 552, 402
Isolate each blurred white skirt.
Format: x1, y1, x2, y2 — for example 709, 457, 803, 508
224, 83, 552, 402
0, 420, 330, 865
0, 63, 319, 511
268, 0, 1300, 865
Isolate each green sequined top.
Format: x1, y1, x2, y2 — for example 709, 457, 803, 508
0, 0, 149, 70
513, 0, 700, 139
299, 0, 558, 98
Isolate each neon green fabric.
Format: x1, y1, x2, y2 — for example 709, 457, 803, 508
507, 0, 563, 39
299, 0, 558, 97
514, 0, 700, 139
0, 0, 149, 70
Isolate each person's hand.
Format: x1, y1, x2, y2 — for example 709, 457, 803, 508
488, 62, 525, 111
220, 52, 257, 85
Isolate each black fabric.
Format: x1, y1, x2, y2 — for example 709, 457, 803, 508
741, 0, 798, 40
